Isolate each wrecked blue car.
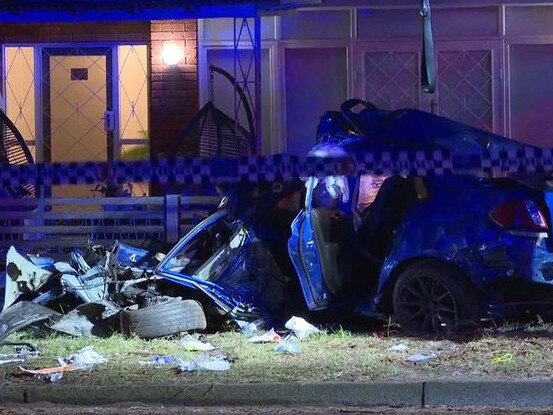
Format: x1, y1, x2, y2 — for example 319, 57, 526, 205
155, 99, 553, 335
287, 99, 553, 334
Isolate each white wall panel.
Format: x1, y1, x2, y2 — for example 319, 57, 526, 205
509, 44, 553, 147
281, 10, 351, 39
506, 6, 553, 37
357, 8, 421, 38
433, 7, 500, 38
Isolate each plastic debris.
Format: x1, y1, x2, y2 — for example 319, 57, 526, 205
178, 354, 230, 372
71, 251, 91, 274
0, 344, 40, 365
247, 328, 281, 343
406, 353, 437, 363
49, 310, 96, 338
274, 339, 300, 355
239, 319, 266, 337
20, 346, 106, 382
389, 344, 408, 352
65, 346, 107, 369
3, 247, 54, 311
177, 334, 216, 351
139, 355, 180, 367
48, 372, 64, 382
0, 358, 24, 365
284, 316, 320, 340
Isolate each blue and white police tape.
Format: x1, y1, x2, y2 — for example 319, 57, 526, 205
1, 149, 553, 187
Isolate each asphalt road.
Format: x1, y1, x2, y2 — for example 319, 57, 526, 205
1, 405, 553, 415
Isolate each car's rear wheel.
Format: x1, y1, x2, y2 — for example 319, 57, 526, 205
392, 261, 480, 336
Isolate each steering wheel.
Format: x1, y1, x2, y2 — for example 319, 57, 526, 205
340, 99, 378, 135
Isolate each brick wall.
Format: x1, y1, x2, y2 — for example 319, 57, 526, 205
149, 19, 198, 158
0, 22, 150, 43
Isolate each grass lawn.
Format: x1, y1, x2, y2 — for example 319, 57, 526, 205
2, 320, 553, 386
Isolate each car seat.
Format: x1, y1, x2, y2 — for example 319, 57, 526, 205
357, 175, 417, 262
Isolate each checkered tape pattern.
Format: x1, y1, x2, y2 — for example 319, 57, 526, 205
236, 154, 299, 182
482, 147, 553, 176
0, 156, 301, 187
6, 148, 547, 187
352, 150, 453, 177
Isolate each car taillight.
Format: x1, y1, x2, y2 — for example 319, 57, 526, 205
489, 199, 548, 232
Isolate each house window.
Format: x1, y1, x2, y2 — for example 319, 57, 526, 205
118, 45, 149, 161
118, 44, 149, 196
4, 46, 36, 160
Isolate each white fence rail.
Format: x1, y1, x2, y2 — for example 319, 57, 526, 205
0, 195, 220, 255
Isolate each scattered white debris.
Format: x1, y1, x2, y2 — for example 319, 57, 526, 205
66, 346, 107, 370
247, 328, 281, 343
285, 316, 319, 340
406, 353, 437, 363
178, 354, 230, 372
274, 339, 300, 355
389, 344, 408, 353
177, 334, 216, 352
139, 355, 180, 367
0, 358, 24, 366
239, 319, 266, 337
48, 372, 64, 382
0, 346, 40, 366
20, 346, 106, 383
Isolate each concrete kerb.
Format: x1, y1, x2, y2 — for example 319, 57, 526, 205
2, 381, 553, 407
0, 382, 422, 406
424, 380, 553, 407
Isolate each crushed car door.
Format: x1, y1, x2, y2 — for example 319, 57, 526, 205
289, 176, 350, 310
156, 209, 253, 313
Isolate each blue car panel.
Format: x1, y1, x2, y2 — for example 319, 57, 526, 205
288, 207, 331, 310
156, 209, 255, 314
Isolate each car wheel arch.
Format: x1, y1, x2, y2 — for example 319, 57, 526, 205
378, 255, 476, 314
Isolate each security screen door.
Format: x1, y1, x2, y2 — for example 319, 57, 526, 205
42, 47, 113, 198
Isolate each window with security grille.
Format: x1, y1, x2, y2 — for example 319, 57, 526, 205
437, 49, 493, 131
4, 46, 36, 160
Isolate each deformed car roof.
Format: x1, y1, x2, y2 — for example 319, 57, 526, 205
312, 106, 533, 157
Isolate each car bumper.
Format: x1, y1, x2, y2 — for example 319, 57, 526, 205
478, 232, 553, 317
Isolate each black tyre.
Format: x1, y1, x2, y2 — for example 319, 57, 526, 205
120, 297, 207, 339
392, 261, 480, 336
